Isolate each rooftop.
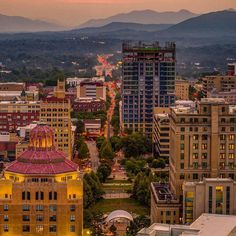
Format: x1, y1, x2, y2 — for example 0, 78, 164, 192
137, 214, 236, 236
151, 183, 177, 202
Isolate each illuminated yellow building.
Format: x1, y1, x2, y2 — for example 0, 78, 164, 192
40, 81, 72, 159
0, 124, 83, 236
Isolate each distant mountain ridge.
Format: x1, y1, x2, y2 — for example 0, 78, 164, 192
79, 9, 198, 28
0, 14, 64, 33
158, 10, 236, 37
73, 22, 173, 34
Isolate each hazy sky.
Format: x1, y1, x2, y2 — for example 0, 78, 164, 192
0, 0, 236, 27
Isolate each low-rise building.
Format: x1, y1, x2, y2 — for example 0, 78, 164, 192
137, 214, 236, 236
0, 101, 40, 132
183, 178, 236, 224
77, 81, 106, 101
73, 98, 106, 112
83, 119, 102, 138
150, 183, 181, 224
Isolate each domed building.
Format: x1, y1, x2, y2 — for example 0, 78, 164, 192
0, 124, 83, 236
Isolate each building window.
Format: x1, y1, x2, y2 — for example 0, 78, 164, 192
70, 205, 76, 212
160, 211, 163, 216
229, 144, 235, 150
209, 186, 212, 213
180, 174, 184, 179
166, 211, 171, 216
22, 215, 30, 222
202, 162, 207, 169
193, 135, 198, 140
220, 134, 226, 140
50, 215, 57, 222
193, 173, 198, 180
202, 144, 207, 150
229, 153, 235, 159
226, 186, 230, 215
23, 225, 30, 232
193, 153, 198, 159
229, 135, 235, 141
180, 135, 184, 140
4, 225, 9, 232
4, 215, 9, 222
193, 162, 198, 169
22, 204, 30, 211
216, 186, 223, 214
180, 163, 184, 169
49, 225, 57, 232
180, 143, 185, 150
36, 205, 44, 211
202, 153, 207, 159
36, 225, 44, 233
70, 225, 76, 232
49, 205, 57, 212
180, 153, 184, 160
180, 127, 185, 132
36, 215, 44, 222
70, 215, 76, 222
202, 135, 208, 140
220, 144, 225, 150
4, 205, 9, 211
193, 143, 198, 150
220, 153, 226, 159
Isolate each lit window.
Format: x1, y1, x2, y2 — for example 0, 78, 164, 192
229, 144, 235, 150
202, 144, 207, 150
4, 205, 9, 211
220, 153, 226, 159
4, 225, 9, 232
70, 215, 76, 222
229, 135, 235, 141
36, 225, 44, 233
22, 205, 30, 211
36, 205, 44, 211
4, 215, 9, 222
220, 144, 225, 150
229, 153, 235, 159
193, 153, 198, 159
70, 225, 75, 232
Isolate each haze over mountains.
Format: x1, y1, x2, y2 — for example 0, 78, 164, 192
78, 9, 197, 28
0, 14, 64, 33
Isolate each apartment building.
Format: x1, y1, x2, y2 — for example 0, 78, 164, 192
169, 98, 236, 198
121, 41, 176, 136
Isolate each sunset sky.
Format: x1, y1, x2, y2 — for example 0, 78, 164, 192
0, 0, 236, 27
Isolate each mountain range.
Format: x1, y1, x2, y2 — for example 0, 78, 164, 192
79, 9, 197, 28
0, 14, 64, 33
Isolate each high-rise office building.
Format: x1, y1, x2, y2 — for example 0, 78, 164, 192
121, 42, 176, 136
0, 124, 83, 236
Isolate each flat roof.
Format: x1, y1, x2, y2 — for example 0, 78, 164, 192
190, 214, 236, 236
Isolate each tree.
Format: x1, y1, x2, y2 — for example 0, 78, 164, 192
100, 142, 115, 161
97, 163, 112, 182
96, 136, 105, 150
126, 215, 150, 236
151, 159, 166, 169
121, 133, 152, 158
109, 224, 117, 235
78, 142, 90, 159
110, 136, 122, 152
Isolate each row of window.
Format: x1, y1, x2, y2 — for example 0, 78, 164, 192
22, 191, 57, 201
3, 204, 76, 212
3, 214, 76, 222
3, 225, 75, 233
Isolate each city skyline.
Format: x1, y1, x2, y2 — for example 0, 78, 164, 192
0, 0, 236, 26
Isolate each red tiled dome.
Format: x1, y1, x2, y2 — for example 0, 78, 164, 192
5, 124, 78, 175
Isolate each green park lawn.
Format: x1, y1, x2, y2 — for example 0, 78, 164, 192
90, 198, 149, 216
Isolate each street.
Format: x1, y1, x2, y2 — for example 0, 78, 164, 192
85, 140, 100, 172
